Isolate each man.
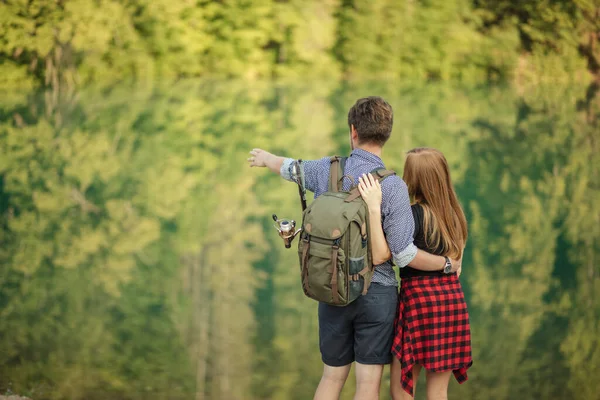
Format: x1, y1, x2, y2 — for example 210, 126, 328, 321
248, 96, 460, 400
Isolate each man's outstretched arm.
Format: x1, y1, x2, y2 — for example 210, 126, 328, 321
248, 148, 285, 175
249, 148, 329, 193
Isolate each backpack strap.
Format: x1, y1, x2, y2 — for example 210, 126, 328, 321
344, 168, 396, 203
340, 157, 347, 183
296, 159, 308, 211
330, 242, 340, 303
371, 168, 396, 180
301, 237, 311, 296
350, 265, 372, 295
329, 156, 348, 192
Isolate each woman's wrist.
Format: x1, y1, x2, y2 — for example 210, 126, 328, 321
368, 208, 382, 217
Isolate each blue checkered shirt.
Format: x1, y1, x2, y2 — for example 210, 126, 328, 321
280, 149, 417, 287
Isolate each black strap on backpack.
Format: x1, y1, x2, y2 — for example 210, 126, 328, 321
295, 159, 308, 211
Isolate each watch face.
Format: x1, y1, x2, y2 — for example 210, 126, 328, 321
444, 260, 452, 273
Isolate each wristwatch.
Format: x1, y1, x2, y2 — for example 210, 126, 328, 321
443, 256, 453, 274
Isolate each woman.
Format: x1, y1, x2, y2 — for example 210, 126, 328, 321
357, 147, 472, 400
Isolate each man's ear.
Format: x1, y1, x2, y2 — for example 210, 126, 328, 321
350, 125, 359, 143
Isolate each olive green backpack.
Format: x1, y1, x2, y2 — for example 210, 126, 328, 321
297, 156, 395, 306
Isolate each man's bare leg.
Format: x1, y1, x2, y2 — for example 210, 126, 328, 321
313, 364, 352, 400
353, 362, 384, 400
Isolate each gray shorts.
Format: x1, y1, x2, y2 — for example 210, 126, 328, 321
318, 283, 398, 366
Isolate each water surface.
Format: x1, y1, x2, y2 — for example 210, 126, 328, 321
0, 80, 598, 400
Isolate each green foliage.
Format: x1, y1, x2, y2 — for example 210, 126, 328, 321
0, 67, 598, 400
475, 0, 600, 80
0, 0, 598, 90
0, 81, 273, 399
1, 4, 598, 399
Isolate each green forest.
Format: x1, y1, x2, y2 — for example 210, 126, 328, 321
0, 0, 599, 89
0, 80, 598, 399
0, 1, 599, 400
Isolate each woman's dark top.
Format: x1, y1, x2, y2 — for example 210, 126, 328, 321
400, 203, 446, 278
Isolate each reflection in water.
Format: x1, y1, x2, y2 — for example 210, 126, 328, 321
0, 81, 598, 400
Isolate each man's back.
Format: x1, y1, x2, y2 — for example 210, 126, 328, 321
281, 148, 418, 286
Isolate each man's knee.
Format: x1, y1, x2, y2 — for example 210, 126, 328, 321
322, 364, 351, 383
314, 365, 351, 400
355, 362, 384, 389
355, 363, 384, 379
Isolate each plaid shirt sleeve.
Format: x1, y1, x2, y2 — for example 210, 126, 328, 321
381, 177, 418, 268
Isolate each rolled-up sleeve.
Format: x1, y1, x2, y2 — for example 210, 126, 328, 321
280, 158, 296, 181
279, 156, 330, 194
381, 177, 417, 267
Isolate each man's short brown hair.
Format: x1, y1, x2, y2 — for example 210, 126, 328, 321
348, 96, 393, 147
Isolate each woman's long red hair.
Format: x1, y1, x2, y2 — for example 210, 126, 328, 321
403, 148, 468, 259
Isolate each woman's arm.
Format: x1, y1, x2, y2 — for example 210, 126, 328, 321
358, 174, 392, 265
358, 173, 462, 272
408, 248, 462, 273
